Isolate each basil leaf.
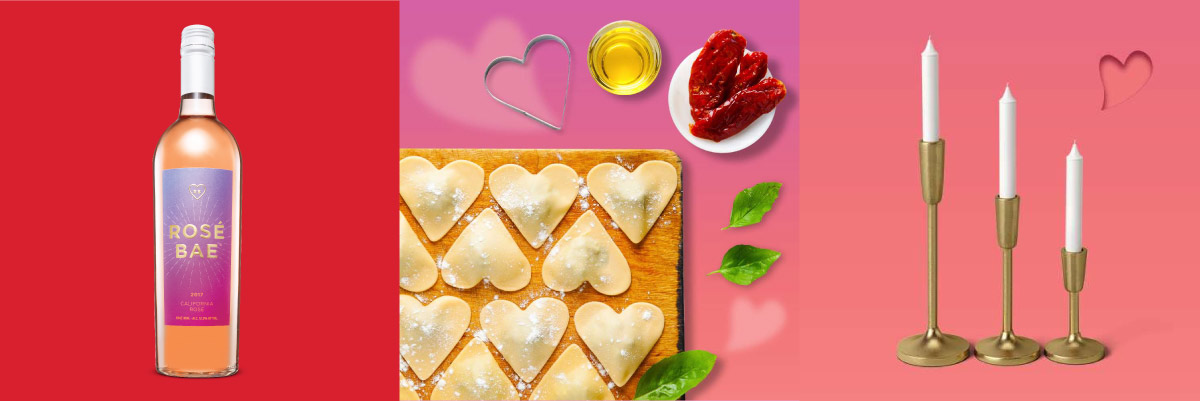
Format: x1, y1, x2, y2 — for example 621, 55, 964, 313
634, 350, 717, 400
708, 245, 781, 285
724, 182, 781, 229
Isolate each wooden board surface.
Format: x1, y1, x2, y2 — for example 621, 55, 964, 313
400, 149, 683, 400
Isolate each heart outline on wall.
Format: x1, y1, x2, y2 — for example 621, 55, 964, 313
1099, 50, 1153, 110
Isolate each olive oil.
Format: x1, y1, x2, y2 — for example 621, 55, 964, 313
587, 21, 661, 95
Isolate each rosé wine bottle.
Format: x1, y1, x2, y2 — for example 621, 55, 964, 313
154, 25, 241, 378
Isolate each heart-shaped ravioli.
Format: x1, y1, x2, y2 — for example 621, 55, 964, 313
530, 344, 616, 401
399, 379, 420, 401
430, 339, 519, 401
400, 295, 470, 380
400, 156, 484, 242
442, 208, 531, 291
489, 163, 579, 248
574, 302, 665, 386
542, 210, 631, 295
400, 215, 437, 291
587, 161, 678, 244
480, 298, 569, 383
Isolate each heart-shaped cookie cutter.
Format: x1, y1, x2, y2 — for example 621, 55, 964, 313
484, 34, 570, 130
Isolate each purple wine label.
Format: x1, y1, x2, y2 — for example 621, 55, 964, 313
162, 168, 233, 326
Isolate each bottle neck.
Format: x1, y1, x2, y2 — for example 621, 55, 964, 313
180, 93, 215, 117
181, 51, 214, 95
178, 26, 216, 118
179, 50, 215, 117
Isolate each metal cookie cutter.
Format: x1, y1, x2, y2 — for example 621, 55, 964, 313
484, 34, 570, 130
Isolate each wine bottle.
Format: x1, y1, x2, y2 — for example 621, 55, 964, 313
154, 24, 241, 378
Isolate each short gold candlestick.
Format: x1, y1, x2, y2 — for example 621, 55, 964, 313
1045, 248, 1106, 364
975, 195, 1041, 365
897, 139, 970, 367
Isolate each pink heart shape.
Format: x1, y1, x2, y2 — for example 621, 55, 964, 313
1099, 51, 1152, 110
725, 297, 786, 352
410, 18, 558, 131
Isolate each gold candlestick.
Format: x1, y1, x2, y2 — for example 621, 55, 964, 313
975, 195, 1041, 365
1045, 248, 1106, 364
897, 139, 970, 367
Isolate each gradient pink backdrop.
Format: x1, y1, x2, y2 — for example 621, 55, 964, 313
401, 0, 1200, 399
400, 0, 801, 399
798, 0, 1199, 399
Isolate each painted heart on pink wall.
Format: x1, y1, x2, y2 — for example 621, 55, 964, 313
1099, 51, 1152, 110
725, 297, 785, 352
409, 18, 566, 132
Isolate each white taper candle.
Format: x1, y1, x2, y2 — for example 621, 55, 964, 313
1065, 142, 1083, 252
999, 84, 1016, 198
922, 37, 939, 143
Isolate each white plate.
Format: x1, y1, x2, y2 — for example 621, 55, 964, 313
667, 48, 775, 154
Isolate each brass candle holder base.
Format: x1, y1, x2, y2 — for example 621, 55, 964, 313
1045, 335, 1105, 365
897, 139, 969, 367
975, 195, 1041, 366
976, 333, 1040, 366
1045, 248, 1106, 365
898, 328, 971, 367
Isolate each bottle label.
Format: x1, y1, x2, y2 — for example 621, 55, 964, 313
162, 168, 233, 326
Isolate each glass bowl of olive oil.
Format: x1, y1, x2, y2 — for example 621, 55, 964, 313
587, 20, 662, 95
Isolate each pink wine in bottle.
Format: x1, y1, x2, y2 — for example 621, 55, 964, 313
154, 25, 241, 378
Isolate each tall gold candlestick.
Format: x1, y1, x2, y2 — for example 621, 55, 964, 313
1045, 248, 1106, 364
975, 196, 1041, 365
897, 139, 970, 366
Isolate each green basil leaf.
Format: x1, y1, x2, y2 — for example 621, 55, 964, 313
724, 182, 781, 229
633, 350, 717, 400
708, 244, 781, 285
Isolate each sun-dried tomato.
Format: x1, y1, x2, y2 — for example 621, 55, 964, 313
690, 78, 786, 142
729, 51, 768, 96
688, 30, 746, 115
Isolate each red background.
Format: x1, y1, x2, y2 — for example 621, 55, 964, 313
0, 2, 399, 398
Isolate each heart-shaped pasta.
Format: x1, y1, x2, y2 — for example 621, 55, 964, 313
479, 298, 569, 383
530, 344, 615, 400
542, 210, 630, 295
489, 163, 579, 248
429, 339, 519, 400
399, 295, 470, 380
399, 156, 484, 241
586, 161, 677, 244
441, 208, 531, 291
574, 302, 664, 386
400, 215, 437, 291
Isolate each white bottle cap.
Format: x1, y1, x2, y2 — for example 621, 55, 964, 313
180, 25, 215, 95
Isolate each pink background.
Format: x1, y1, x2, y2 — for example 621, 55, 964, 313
798, 0, 1199, 399
400, 0, 800, 399
401, 0, 1200, 399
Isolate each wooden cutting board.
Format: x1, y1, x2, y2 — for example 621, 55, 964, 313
400, 149, 683, 400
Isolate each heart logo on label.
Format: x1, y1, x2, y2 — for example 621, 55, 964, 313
188, 184, 206, 200
1099, 51, 1152, 110
484, 34, 571, 130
